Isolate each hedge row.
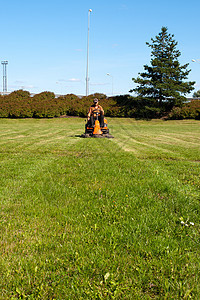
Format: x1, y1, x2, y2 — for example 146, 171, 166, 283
168, 100, 200, 120
0, 91, 120, 118
0, 90, 199, 119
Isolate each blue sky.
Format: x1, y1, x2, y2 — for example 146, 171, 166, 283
1, 0, 200, 96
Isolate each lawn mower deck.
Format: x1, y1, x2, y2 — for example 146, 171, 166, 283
81, 118, 114, 138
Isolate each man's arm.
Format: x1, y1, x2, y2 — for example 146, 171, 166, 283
87, 107, 92, 120
99, 105, 104, 115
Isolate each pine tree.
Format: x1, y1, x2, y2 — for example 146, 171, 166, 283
193, 90, 200, 98
130, 27, 195, 107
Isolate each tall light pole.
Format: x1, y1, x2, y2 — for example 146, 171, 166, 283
86, 9, 92, 96
107, 73, 114, 96
192, 59, 200, 98
1, 61, 8, 94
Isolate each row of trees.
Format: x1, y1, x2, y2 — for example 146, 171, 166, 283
0, 90, 199, 120
0, 27, 199, 120
0, 91, 120, 119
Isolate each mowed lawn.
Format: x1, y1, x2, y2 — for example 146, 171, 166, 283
0, 118, 199, 299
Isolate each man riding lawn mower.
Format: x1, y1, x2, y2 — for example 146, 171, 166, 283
81, 98, 114, 138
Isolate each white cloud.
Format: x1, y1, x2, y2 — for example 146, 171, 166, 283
57, 78, 81, 83
57, 79, 67, 82
68, 78, 81, 82
10, 82, 36, 90
14, 80, 26, 84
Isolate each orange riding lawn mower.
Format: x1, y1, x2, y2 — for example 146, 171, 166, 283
81, 112, 114, 138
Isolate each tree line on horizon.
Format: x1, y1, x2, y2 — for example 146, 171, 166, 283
0, 90, 199, 120
0, 27, 200, 120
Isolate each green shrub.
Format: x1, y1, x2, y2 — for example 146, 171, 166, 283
32, 92, 57, 118
168, 100, 200, 120
0, 90, 199, 120
7, 90, 33, 118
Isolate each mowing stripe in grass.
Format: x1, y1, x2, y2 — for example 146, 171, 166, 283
0, 118, 199, 299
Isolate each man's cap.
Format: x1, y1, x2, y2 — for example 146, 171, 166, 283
93, 98, 98, 103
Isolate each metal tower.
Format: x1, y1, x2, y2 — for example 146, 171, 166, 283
1, 61, 8, 94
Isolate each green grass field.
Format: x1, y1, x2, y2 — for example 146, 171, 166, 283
0, 118, 199, 299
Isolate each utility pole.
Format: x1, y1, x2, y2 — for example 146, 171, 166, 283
1, 61, 8, 94
86, 9, 92, 96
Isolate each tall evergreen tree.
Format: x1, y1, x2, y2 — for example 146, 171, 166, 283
130, 27, 195, 107
193, 90, 200, 98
